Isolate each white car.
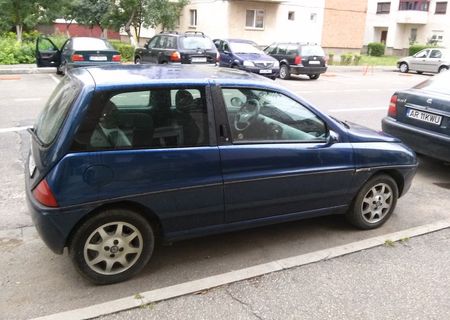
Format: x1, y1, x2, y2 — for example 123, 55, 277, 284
397, 48, 449, 74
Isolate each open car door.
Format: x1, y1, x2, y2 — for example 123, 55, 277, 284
36, 37, 61, 67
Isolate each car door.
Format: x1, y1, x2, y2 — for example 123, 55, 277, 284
410, 49, 430, 71
145, 36, 160, 63
427, 49, 443, 73
36, 37, 61, 67
220, 41, 234, 67
213, 86, 355, 223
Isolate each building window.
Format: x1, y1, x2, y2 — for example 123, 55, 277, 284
435, 2, 447, 14
410, 28, 417, 44
399, 0, 429, 11
189, 9, 197, 27
288, 11, 295, 20
376, 2, 391, 13
245, 9, 264, 29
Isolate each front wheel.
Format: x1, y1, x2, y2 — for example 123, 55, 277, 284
438, 66, 449, 73
279, 64, 291, 80
134, 57, 141, 64
399, 62, 409, 73
346, 174, 398, 230
69, 208, 154, 285
308, 74, 320, 80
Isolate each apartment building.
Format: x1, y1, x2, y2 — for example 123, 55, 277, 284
175, 0, 325, 46
364, 0, 450, 55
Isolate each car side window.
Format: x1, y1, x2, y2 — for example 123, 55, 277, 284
430, 50, 442, 59
287, 45, 298, 55
265, 44, 278, 54
278, 44, 287, 55
71, 88, 210, 151
415, 50, 429, 58
222, 88, 327, 143
148, 36, 159, 49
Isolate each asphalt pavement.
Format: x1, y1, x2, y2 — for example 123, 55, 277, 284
98, 228, 450, 320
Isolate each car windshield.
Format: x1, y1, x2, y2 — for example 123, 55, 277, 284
414, 72, 450, 95
34, 77, 80, 145
301, 46, 325, 56
72, 38, 113, 50
229, 42, 263, 54
180, 37, 213, 50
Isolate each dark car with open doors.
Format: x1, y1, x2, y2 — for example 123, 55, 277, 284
26, 64, 417, 285
36, 36, 121, 75
382, 71, 450, 162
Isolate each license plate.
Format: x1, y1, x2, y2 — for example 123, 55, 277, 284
191, 57, 207, 63
89, 56, 107, 61
309, 61, 320, 65
407, 108, 442, 125
259, 69, 272, 74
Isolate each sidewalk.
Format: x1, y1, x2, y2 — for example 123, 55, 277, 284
0, 64, 396, 75
99, 228, 450, 320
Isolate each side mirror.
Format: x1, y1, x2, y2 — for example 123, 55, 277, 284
327, 130, 339, 144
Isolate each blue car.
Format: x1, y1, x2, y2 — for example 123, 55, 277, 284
26, 65, 417, 284
214, 38, 279, 79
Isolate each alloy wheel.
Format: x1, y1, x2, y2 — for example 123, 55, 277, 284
360, 183, 393, 224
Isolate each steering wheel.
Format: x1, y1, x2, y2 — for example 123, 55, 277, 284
234, 99, 260, 132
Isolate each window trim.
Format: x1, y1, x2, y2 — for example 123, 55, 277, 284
245, 9, 265, 30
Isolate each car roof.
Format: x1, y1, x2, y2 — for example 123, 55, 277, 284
72, 64, 277, 90
225, 39, 257, 44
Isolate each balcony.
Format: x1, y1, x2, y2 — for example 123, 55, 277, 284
396, 10, 428, 24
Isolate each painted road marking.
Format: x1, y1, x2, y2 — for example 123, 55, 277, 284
330, 107, 387, 113
0, 126, 31, 133
31, 219, 450, 320
14, 98, 42, 102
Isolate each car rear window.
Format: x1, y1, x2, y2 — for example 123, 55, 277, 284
301, 46, 325, 56
72, 38, 113, 50
180, 37, 213, 50
34, 77, 80, 145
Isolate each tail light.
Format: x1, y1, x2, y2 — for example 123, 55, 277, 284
388, 95, 398, 118
71, 54, 84, 62
170, 51, 181, 62
33, 179, 58, 207
294, 55, 302, 65
112, 54, 121, 62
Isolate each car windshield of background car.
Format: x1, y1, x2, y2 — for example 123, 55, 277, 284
229, 42, 263, 54
301, 46, 325, 56
181, 37, 213, 50
73, 38, 113, 50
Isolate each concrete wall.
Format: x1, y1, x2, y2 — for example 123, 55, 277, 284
321, 0, 367, 49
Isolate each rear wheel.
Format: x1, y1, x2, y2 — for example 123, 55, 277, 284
346, 174, 398, 230
279, 64, 290, 80
308, 74, 320, 80
69, 208, 154, 285
438, 66, 449, 73
134, 56, 141, 64
399, 62, 409, 73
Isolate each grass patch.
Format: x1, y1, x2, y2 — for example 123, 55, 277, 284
359, 55, 399, 66
384, 239, 396, 247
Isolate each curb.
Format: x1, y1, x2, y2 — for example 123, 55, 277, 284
0, 67, 56, 75
31, 219, 450, 320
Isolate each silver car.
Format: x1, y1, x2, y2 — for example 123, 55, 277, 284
397, 48, 449, 74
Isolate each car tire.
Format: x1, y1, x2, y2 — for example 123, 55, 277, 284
438, 66, 449, 73
308, 74, 320, 80
56, 65, 63, 75
416, 71, 423, 74
279, 64, 290, 80
346, 174, 398, 230
399, 62, 409, 73
69, 208, 155, 285
134, 57, 141, 64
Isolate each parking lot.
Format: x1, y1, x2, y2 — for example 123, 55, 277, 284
1, 69, 449, 319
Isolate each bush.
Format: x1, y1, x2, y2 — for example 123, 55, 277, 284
109, 40, 134, 62
367, 42, 385, 57
327, 52, 334, 65
408, 44, 430, 56
340, 53, 353, 65
0, 36, 36, 64
353, 54, 361, 65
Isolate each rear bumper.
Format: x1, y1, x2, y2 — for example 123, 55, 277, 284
25, 178, 91, 254
382, 116, 450, 162
68, 62, 121, 69
290, 65, 327, 75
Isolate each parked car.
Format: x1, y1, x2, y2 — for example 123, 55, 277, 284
397, 48, 450, 74
134, 31, 219, 65
36, 37, 121, 75
263, 42, 327, 80
382, 71, 450, 162
213, 38, 279, 79
26, 64, 417, 284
